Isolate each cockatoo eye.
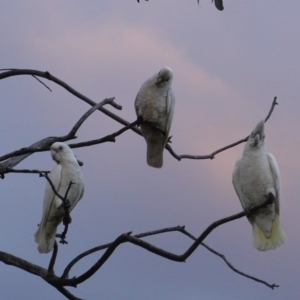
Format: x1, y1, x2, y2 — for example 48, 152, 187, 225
59, 146, 63, 151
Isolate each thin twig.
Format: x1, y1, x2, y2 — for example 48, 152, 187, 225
167, 97, 279, 161
0, 99, 118, 165
59, 181, 74, 245
2, 169, 50, 175
42, 173, 65, 201
0, 118, 138, 173
48, 241, 58, 274
0, 69, 136, 137
50, 284, 83, 300
265, 97, 278, 123
57, 195, 276, 287
32, 75, 52, 92
68, 98, 119, 138
180, 230, 279, 289
68, 119, 140, 149
0, 97, 118, 175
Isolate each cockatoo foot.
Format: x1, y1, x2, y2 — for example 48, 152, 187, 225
244, 204, 255, 217
64, 199, 71, 209
266, 192, 275, 204
136, 116, 143, 127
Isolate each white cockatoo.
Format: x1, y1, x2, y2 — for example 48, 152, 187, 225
135, 67, 175, 168
232, 120, 287, 251
34, 142, 84, 253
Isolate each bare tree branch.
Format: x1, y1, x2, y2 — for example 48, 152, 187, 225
50, 285, 83, 300
68, 119, 140, 149
0, 195, 277, 296
180, 230, 279, 289
32, 74, 52, 92
48, 241, 58, 274
61, 223, 277, 289
0, 249, 82, 299
264, 97, 278, 123
0, 69, 278, 167
0, 98, 118, 173
41, 173, 65, 202
55, 194, 276, 287
0, 69, 133, 134
0, 250, 49, 278
0, 69, 280, 298
166, 97, 278, 161
68, 98, 120, 138
1, 169, 50, 175
61, 225, 186, 278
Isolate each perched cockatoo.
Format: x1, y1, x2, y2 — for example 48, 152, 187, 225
34, 142, 84, 253
232, 120, 287, 251
135, 67, 175, 168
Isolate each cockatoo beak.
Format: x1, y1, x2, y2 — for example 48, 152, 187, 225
51, 148, 59, 162
250, 120, 265, 146
156, 77, 162, 85
252, 120, 265, 139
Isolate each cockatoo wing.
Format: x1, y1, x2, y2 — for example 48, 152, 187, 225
34, 164, 62, 250
42, 164, 63, 223
267, 153, 280, 213
165, 89, 175, 135
232, 159, 251, 210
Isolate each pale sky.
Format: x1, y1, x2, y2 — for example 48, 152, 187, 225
1, 1, 300, 299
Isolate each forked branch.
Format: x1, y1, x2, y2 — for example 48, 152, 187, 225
0, 98, 118, 171
0, 195, 277, 299
0, 69, 280, 299
0, 69, 278, 169
55, 195, 276, 288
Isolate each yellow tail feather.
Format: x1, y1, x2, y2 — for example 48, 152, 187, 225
252, 216, 287, 251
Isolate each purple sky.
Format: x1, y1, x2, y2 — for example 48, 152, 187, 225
0, 1, 300, 299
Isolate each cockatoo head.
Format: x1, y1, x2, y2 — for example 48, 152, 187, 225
248, 120, 265, 148
50, 142, 74, 163
156, 67, 173, 87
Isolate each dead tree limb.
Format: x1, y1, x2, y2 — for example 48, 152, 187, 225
180, 230, 279, 289
0, 195, 277, 299
0, 69, 280, 298
0, 98, 118, 173
55, 195, 276, 288
0, 69, 278, 166
167, 97, 278, 160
